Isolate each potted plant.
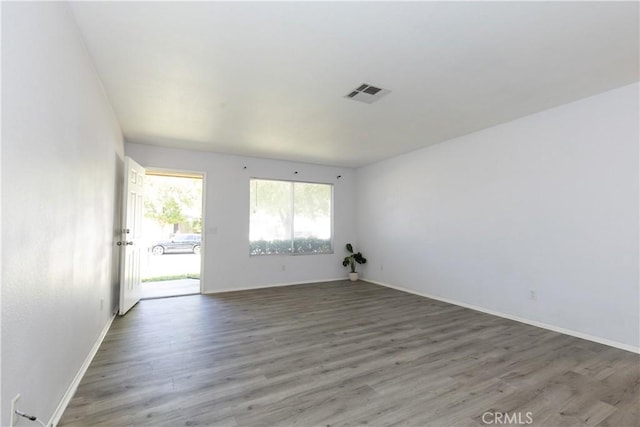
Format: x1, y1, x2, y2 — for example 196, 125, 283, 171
342, 243, 367, 281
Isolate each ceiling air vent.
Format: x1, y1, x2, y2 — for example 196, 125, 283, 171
345, 83, 390, 104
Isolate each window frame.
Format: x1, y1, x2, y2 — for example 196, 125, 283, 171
249, 177, 334, 256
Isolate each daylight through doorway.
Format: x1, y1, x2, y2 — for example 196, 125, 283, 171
140, 171, 203, 299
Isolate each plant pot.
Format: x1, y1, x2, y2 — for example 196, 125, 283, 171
349, 272, 359, 282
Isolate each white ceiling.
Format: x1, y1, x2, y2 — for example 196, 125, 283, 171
69, 1, 639, 167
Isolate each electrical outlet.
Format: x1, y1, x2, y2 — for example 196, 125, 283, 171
529, 290, 537, 301
10, 393, 21, 427
100, 298, 104, 310
281, 265, 286, 272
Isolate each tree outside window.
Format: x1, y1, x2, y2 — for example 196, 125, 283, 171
250, 179, 332, 255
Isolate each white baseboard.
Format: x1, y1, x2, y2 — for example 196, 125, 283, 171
39, 278, 637, 426
364, 278, 640, 355
49, 314, 116, 426
203, 277, 346, 294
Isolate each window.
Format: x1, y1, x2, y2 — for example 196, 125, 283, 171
250, 178, 333, 255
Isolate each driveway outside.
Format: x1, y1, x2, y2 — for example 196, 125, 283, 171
141, 252, 201, 280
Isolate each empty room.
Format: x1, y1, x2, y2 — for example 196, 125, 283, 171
1, 1, 638, 427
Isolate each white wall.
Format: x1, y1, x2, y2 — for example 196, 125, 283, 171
356, 83, 639, 351
1, 3, 124, 426
125, 143, 357, 292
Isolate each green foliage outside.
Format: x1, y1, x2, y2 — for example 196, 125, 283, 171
250, 179, 292, 228
249, 180, 332, 253
250, 238, 332, 255
142, 273, 200, 283
145, 175, 203, 233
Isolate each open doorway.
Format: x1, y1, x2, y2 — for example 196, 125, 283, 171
140, 170, 204, 299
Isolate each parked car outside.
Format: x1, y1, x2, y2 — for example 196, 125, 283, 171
150, 233, 201, 255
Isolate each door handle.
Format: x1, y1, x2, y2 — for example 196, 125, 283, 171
117, 241, 134, 246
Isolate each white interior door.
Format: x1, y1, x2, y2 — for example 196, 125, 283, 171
119, 156, 145, 315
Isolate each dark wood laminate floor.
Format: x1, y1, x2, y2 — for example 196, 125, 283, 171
60, 281, 639, 427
